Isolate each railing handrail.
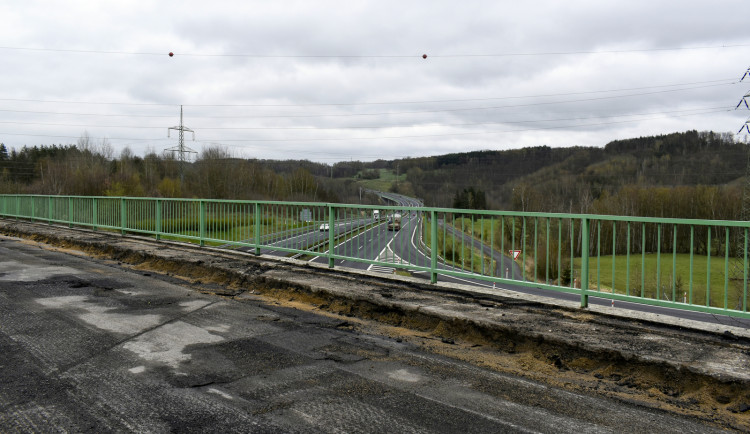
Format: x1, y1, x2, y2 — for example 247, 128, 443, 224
2, 193, 748, 227
1, 193, 748, 320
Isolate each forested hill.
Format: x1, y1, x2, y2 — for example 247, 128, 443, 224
394, 130, 746, 219
0, 130, 746, 219
601, 130, 743, 186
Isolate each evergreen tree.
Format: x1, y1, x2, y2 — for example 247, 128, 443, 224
453, 187, 487, 210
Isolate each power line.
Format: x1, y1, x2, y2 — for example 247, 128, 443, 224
0, 106, 731, 146
1, 43, 749, 58
0, 106, 734, 149
0, 78, 736, 107
0, 106, 729, 131
0, 132, 168, 141
192, 109, 735, 143
0, 82, 736, 120
0, 109, 175, 119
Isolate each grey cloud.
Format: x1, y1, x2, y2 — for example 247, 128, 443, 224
0, 1, 748, 161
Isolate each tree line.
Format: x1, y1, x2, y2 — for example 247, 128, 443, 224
2, 129, 747, 224
0, 134, 370, 204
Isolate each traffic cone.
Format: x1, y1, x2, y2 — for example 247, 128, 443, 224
611, 299, 614, 307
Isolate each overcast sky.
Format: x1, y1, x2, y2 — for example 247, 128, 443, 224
2, 1, 750, 163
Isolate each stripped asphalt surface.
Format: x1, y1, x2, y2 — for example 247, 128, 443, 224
0, 237, 723, 433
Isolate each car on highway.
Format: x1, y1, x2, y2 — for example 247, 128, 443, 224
319, 223, 329, 231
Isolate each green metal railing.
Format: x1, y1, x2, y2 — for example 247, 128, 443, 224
2, 194, 749, 319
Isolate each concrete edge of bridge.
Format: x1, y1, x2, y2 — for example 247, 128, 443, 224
267, 249, 750, 341
2, 219, 750, 427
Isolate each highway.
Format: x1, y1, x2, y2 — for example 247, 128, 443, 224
233, 191, 750, 330
328, 192, 531, 286
257, 218, 372, 257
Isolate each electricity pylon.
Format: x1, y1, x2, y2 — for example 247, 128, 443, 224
740, 118, 750, 135
165, 105, 196, 184
730, 69, 750, 305
731, 134, 750, 303
736, 69, 750, 231
735, 91, 750, 110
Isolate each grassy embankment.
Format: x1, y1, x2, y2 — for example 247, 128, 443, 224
447, 216, 745, 309
575, 254, 746, 308
356, 169, 407, 192
422, 216, 497, 276
146, 214, 313, 248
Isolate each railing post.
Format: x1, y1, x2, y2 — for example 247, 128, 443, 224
254, 202, 261, 255
156, 199, 161, 241
30, 196, 35, 222
68, 197, 72, 228
431, 210, 438, 284
92, 197, 98, 231
580, 217, 590, 308
328, 204, 335, 268
48, 196, 52, 225
199, 200, 206, 247
120, 197, 126, 235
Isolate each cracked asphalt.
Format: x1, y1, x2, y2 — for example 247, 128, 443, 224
0, 236, 732, 433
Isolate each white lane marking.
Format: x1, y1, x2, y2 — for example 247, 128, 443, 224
368, 265, 395, 274
311, 222, 387, 263
367, 244, 397, 274
412, 269, 504, 290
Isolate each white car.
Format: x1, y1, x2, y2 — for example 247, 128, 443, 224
319, 223, 329, 231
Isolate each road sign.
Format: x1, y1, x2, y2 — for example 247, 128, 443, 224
509, 250, 521, 260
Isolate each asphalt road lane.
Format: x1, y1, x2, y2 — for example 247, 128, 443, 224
236, 197, 750, 331
0, 237, 725, 432
347, 196, 750, 330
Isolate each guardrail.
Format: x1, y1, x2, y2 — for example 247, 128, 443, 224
1, 194, 749, 319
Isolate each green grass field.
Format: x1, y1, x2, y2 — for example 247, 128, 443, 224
423, 218, 496, 275
445, 216, 747, 310
575, 253, 747, 309
356, 169, 407, 191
